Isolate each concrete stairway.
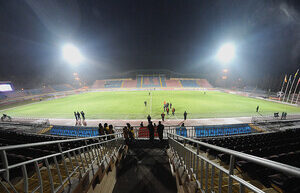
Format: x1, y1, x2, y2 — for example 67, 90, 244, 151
112, 140, 177, 193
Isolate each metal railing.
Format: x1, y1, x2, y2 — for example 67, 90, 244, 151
167, 132, 300, 193
114, 124, 254, 139
0, 132, 123, 193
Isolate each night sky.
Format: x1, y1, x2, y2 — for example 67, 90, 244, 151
0, 0, 299, 89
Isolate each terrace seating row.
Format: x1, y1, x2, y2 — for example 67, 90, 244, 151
166, 79, 181, 87
197, 128, 300, 193
104, 80, 123, 88
50, 84, 74, 92
180, 80, 200, 87
0, 129, 114, 182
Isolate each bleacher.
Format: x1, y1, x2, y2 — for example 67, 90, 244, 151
0, 129, 68, 180
50, 125, 99, 137
0, 128, 124, 193
104, 80, 123, 88
142, 76, 162, 87
166, 79, 181, 87
197, 79, 212, 88
91, 76, 212, 89
51, 84, 74, 92
91, 79, 105, 88
160, 75, 167, 87
180, 80, 200, 87
198, 128, 300, 193
122, 79, 137, 88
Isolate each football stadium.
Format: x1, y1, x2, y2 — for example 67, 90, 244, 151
0, 1, 300, 193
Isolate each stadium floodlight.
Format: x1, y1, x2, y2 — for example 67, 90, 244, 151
62, 44, 83, 65
216, 42, 236, 64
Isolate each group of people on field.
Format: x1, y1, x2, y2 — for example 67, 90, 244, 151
98, 123, 115, 139
74, 111, 86, 126
163, 101, 175, 116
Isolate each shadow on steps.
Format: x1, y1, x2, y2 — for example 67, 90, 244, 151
112, 140, 177, 193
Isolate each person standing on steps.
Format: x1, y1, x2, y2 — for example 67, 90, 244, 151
147, 114, 151, 123
170, 103, 172, 109
184, 111, 187, 120
148, 121, 154, 143
144, 101, 147, 107
157, 121, 164, 142
166, 107, 169, 115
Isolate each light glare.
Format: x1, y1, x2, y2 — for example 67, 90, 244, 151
216, 43, 236, 64
62, 44, 83, 65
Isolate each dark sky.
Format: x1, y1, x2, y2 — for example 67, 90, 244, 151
0, 0, 299, 89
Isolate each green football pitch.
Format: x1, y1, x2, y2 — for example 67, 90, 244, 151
2, 90, 300, 119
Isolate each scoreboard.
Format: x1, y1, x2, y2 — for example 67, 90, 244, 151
0, 82, 14, 92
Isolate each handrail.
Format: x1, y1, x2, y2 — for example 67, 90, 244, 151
0, 132, 124, 193
0, 132, 122, 151
167, 132, 300, 177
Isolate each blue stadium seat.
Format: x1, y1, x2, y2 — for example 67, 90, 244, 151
180, 80, 199, 87
104, 80, 123, 88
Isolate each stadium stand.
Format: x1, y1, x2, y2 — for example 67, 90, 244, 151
90, 76, 212, 90
180, 80, 200, 87
137, 76, 142, 88
0, 131, 124, 193
197, 79, 212, 88
122, 79, 137, 88
50, 84, 74, 92
166, 79, 181, 87
0, 93, 7, 100
104, 80, 123, 88
142, 76, 162, 87
198, 128, 300, 193
160, 75, 167, 87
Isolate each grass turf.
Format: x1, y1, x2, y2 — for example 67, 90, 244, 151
1, 90, 300, 119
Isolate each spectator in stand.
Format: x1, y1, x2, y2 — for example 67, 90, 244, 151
166, 107, 169, 115
109, 125, 115, 139
184, 111, 187, 120
123, 126, 129, 144
147, 114, 151, 123
98, 123, 105, 137
161, 112, 165, 121
103, 123, 108, 135
126, 123, 131, 130
172, 107, 175, 115
140, 122, 144, 127
148, 121, 154, 143
129, 127, 135, 142
157, 121, 164, 141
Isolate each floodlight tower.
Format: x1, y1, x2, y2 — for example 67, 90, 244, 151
216, 42, 236, 87
216, 42, 236, 64
62, 44, 84, 65
62, 43, 84, 87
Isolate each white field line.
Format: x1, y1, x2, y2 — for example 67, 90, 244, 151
150, 91, 153, 116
